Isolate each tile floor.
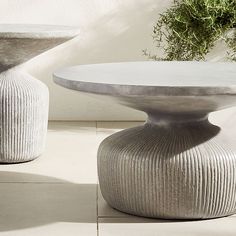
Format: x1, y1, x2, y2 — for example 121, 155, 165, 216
0, 121, 235, 236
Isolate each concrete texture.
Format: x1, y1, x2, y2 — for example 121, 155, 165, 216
53, 62, 236, 114
0, 24, 79, 163
0, 69, 49, 163
0, 24, 80, 72
54, 61, 236, 219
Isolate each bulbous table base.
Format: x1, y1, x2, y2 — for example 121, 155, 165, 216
98, 118, 236, 219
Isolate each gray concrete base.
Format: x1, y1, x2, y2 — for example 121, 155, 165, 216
0, 69, 49, 163
0, 24, 79, 163
98, 118, 236, 219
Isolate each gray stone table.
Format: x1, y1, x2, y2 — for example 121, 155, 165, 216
0, 24, 80, 163
54, 61, 236, 220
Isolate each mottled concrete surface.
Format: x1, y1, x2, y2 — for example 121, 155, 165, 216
54, 61, 236, 219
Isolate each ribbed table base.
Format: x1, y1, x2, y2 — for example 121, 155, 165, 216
98, 120, 236, 219
0, 69, 49, 163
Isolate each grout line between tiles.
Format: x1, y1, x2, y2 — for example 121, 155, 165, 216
96, 183, 99, 236
95, 124, 99, 236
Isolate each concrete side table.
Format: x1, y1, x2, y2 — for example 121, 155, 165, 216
0, 24, 79, 163
54, 61, 236, 220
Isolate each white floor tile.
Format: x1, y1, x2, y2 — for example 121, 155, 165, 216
0, 122, 98, 184
99, 216, 236, 236
0, 183, 97, 236
0, 223, 96, 236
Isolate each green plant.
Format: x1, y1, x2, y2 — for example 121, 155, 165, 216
144, 0, 236, 61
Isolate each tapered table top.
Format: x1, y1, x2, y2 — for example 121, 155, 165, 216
53, 62, 236, 114
0, 24, 80, 71
0, 24, 80, 39
53, 62, 236, 96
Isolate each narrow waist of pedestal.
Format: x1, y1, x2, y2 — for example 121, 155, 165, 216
146, 112, 209, 127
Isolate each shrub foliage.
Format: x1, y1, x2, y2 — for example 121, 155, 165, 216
144, 0, 236, 61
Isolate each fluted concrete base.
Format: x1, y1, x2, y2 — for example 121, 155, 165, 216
98, 119, 236, 219
0, 69, 49, 163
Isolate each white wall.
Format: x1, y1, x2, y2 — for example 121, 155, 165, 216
0, 0, 173, 120
0, 0, 235, 124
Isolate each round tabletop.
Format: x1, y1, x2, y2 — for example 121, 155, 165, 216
0, 24, 80, 39
53, 62, 236, 97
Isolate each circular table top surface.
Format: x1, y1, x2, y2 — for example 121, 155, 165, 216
0, 24, 80, 39
54, 62, 236, 97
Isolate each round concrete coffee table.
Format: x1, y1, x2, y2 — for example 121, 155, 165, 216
54, 61, 236, 220
0, 24, 80, 163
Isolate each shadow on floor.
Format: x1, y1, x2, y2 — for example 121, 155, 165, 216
0, 171, 96, 232
0, 171, 228, 232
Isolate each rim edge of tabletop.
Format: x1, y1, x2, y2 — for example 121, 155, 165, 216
0, 24, 80, 39
53, 73, 236, 97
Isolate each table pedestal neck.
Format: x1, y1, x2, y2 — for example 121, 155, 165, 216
98, 112, 236, 219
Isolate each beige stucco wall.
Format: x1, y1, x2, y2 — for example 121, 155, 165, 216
0, 0, 235, 123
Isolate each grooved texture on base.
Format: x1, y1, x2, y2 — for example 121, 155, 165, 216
0, 69, 49, 163
98, 122, 236, 219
